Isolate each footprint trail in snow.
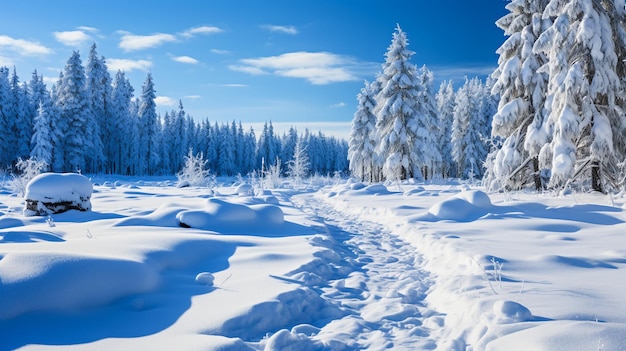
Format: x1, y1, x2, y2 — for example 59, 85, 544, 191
289, 193, 442, 350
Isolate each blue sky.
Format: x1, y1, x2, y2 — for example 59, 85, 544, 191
0, 0, 507, 139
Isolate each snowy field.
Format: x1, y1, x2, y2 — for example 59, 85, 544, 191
1, 176, 625, 350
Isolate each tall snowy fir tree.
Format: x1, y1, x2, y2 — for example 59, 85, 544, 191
85, 44, 109, 173
30, 90, 56, 167
0, 67, 13, 166
55, 51, 95, 173
11, 68, 33, 160
451, 78, 491, 179
349, 80, 380, 182
137, 73, 160, 175
534, 0, 626, 192
486, 0, 550, 191
416, 65, 442, 180
436, 80, 456, 178
374, 25, 437, 181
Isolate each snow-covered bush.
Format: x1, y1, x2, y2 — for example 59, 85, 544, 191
176, 149, 212, 188
23, 173, 93, 216
263, 159, 283, 189
9, 157, 49, 197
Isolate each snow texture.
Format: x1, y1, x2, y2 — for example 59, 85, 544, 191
1, 176, 626, 351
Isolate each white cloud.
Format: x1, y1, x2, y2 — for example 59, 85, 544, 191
77, 26, 99, 33
181, 26, 223, 38
228, 65, 268, 75
172, 55, 199, 64
155, 96, 176, 106
118, 31, 177, 51
54, 30, 92, 46
211, 49, 230, 55
107, 58, 152, 72
0, 35, 52, 56
261, 25, 298, 35
233, 52, 360, 84
221, 83, 247, 87
184, 95, 201, 100
331, 102, 346, 108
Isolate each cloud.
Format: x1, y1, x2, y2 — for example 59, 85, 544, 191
107, 58, 152, 72
172, 55, 199, 64
181, 26, 223, 38
0, 35, 52, 56
155, 96, 176, 106
232, 51, 361, 84
118, 31, 177, 51
211, 49, 230, 55
0, 55, 14, 67
261, 25, 298, 35
184, 95, 201, 100
331, 102, 346, 108
229, 65, 269, 76
54, 30, 92, 46
77, 26, 99, 33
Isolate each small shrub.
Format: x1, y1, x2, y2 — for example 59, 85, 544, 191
177, 149, 212, 187
10, 157, 49, 197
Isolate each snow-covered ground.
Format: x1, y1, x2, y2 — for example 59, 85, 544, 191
1, 176, 625, 350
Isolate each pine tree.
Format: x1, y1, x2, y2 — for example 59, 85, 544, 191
452, 78, 491, 179
30, 90, 56, 167
85, 43, 109, 173
534, 0, 626, 191
375, 24, 434, 181
436, 80, 456, 178
55, 51, 94, 172
138, 73, 160, 175
487, 0, 550, 190
349, 80, 379, 182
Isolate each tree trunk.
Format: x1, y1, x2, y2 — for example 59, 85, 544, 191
532, 156, 542, 191
591, 160, 602, 193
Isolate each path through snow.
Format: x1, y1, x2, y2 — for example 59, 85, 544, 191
289, 193, 442, 350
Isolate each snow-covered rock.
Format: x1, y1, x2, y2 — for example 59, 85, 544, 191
24, 173, 93, 216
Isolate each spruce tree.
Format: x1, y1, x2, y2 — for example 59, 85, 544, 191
534, 0, 626, 191
55, 51, 94, 172
375, 24, 431, 181
138, 73, 160, 175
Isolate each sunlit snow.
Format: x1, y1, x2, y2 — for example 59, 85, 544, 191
1, 176, 625, 350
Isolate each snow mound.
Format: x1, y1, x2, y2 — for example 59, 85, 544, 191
416, 190, 493, 222
23, 173, 93, 216
236, 183, 254, 196
195, 272, 215, 286
491, 300, 532, 324
0, 252, 159, 320
176, 198, 285, 231
264, 329, 325, 351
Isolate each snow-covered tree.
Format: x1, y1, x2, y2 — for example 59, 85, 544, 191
533, 0, 626, 191
452, 78, 491, 179
375, 24, 438, 181
30, 89, 56, 167
486, 0, 550, 190
55, 51, 94, 172
349, 80, 380, 182
137, 73, 160, 175
436, 80, 456, 178
416, 65, 442, 180
287, 134, 310, 182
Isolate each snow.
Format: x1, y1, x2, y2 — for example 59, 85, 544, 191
23, 173, 93, 216
1, 176, 626, 350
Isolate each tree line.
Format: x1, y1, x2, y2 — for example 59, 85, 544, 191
348, 25, 497, 183
0, 44, 349, 177
351, 1, 626, 193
